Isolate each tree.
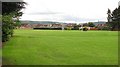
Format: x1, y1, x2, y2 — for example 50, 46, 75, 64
2, 2, 26, 15
112, 7, 120, 30
107, 7, 120, 31
107, 9, 112, 22
83, 23, 88, 27
73, 24, 80, 30
88, 22, 95, 27
2, 2, 26, 42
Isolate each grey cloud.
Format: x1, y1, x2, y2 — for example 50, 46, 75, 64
62, 15, 97, 22
27, 12, 62, 15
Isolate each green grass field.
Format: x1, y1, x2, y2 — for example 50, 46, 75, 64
3, 30, 118, 65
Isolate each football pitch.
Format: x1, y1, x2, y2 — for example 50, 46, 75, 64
2, 30, 118, 65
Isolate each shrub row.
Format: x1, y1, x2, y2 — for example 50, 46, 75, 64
33, 28, 62, 30
33, 27, 88, 31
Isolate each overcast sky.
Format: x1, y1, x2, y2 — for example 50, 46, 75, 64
21, 0, 120, 23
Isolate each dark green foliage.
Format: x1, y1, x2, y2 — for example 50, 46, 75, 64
83, 23, 88, 27
2, 2, 26, 15
107, 9, 112, 22
34, 28, 62, 30
2, 15, 15, 42
88, 22, 95, 27
73, 24, 80, 30
107, 6, 120, 31
14, 20, 21, 28
96, 25, 109, 30
111, 7, 120, 30
102, 26, 110, 30
2, 2, 26, 42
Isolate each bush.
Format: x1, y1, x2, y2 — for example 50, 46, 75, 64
73, 25, 79, 30
72, 27, 79, 30
83, 27, 88, 31
96, 26, 110, 30
102, 26, 110, 30
66, 27, 72, 30
33, 28, 62, 30
2, 15, 15, 42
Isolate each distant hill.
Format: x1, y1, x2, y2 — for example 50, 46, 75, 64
20, 20, 107, 25
20, 20, 61, 24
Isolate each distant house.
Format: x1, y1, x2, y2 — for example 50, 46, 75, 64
20, 23, 32, 29
66, 23, 76, 27
20, 21, 79, 29
52, 24, 62, 28
20, 21, 108, 30
93, 22, 107, 27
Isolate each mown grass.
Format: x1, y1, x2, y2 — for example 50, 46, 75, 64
2, 30, 118, 65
